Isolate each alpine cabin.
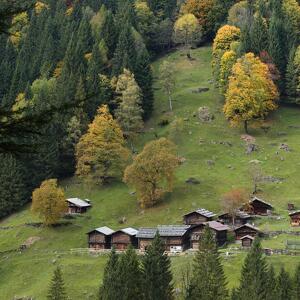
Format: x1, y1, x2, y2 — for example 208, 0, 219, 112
289, 211, 300, 227
111, 228, 138, 250
87, 226, 114, 250
183, 208, 216, 225
66, 198, 91, 214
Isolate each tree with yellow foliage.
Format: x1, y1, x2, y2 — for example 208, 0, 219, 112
123, 138, 179, 208
223, 53, 279, 133
31, 179, 67, 226
76, 105, 130, 184
212, 25, 240, 80
174, 13, 202, 58
219, 50, 237, 95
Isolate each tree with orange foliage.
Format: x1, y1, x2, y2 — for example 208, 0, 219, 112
221, 189, 248, 227
123, 138, 179, 208
223, 53, 279, 133
76, 105, 130, 184
180, 0, 214, 38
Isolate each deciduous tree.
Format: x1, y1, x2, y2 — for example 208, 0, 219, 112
76, 105, 130, 184
31, 179, 67, 226
223, 53, 279, 133
124, 138, 179, 208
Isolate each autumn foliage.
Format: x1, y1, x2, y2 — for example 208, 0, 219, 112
31, 179, 67, 226
76, 105, 130, 184
123, 138, 179, 208
223, 53, 279, 133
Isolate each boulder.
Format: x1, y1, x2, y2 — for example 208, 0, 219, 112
246, 143, 258, 154
198, 106, 214, 122
185, 178, 200, 185
279, 143, 290, 152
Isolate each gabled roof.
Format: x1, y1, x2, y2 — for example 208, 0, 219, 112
113, 227, 138, 236
184, 208, 216, 218
250, 197, 273, 208
234, 223, 261, 232
241, 235, 255, 240
219, 210, 251, 219
289, 210, 300, 216
67, 198, 91, 208
136, 225, 190, 238
87, 226, 114, 235
206, 221, 229, 231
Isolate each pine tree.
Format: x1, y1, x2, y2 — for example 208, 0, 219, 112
187, 227, 228, 300
143, 232, 174, 300
235, 238, 268, 300
276, 267, 292, 300
294, 263, 300, 300
265, 265, 277, 300
0, 154, 26, 218
117, 246, 144, 300
47, 266, 67, 300
99, 248, 120, 300
134, 47, 154, 119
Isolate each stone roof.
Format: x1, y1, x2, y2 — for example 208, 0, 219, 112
206, 221, 229, 231
119, 227, 138, 236
241, 235, 255, 240
289, 210, 300, 216
234, 223, 261, 232
67, 198, 91, 208
250, 197, 273, 208
219, 210, 251, 219
136, 225, 190, 238
184, 208, 216, 218
87, 226, 114, 235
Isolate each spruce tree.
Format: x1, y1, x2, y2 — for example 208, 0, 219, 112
276, 267, 292, 300
47, 266, 67, 300
188, 227, 228, 300
294, 263, 300, 300
235, 238, 268, 300
99, 247, 120, 300
116, 246, 144, 300
250, 11, 268, 55
143, 232, 174, 300
265, 265, 277, 300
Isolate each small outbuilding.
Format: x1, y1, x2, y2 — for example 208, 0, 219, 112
111, 228, 138, 250
289, 211, 300, 227
66, 198, 91, 214
183, 208, 216, 225
247, 197, 273, 215
87, 226, 114, 250
136, 225, 191, 252
241, 235, 254, 248
218, 210, 251, 226
234, 224, 261, 240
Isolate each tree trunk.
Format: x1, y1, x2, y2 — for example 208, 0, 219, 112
244, 120, 248, 134
168, 90, 173, 111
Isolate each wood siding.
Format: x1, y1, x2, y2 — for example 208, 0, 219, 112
111, 232, 137, 250
184, 213, 210, 225
290, 214, 300, 226
235, 227, 258, 240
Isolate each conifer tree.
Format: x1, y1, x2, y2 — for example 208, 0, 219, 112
99, 247, 120, 300
143, 232, 174, 300
47, 266, 67, 300
276, 267, 292, 300
235, 238, 268, 300
117, 246, 144, 300
250, 10, 268, 55
265, 265, 277, 300
294, 263, 300, 300
187, 227, 228, 300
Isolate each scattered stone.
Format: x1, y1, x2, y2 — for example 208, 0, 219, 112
249, 159, 261, 164
178, 157, 187, 164
192, 87, 210, 94
219, 141, 233, 147
277, 132, 287, 136
129, 191, 136, 195
227, 165, 232, 169
52, 259, 57, 264
199, 139, 205, 145
241, 134, 256, 144
279, 143, 290, 152
118, 216, 127, 224
280, 157, 285, 161
208, 79, 214, 84
246, 143, 258, 154
198, 106, 214, 122
185, 178, 200, 185
21, 236, 41, 249
206, 160, 215, 166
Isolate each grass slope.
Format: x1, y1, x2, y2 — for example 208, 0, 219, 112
1, 47, 300, 299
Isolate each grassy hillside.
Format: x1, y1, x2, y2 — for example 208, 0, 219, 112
1, 46, 300, 299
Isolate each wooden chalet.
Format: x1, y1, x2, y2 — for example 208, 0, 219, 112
289, 211, 300, 227
87, 226, 114, 250
189, 221, 229, 248
234, 224, 261, 240
247, 197, 273, 215
183, 208, 216, 225
66, 198, 91, 214
111, 228, 138, 250
240, 235, 254, 247
136, 225, 191, 252
218, 210, 251, 226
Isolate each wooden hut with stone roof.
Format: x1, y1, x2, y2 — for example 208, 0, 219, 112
183, 208, 216, 225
